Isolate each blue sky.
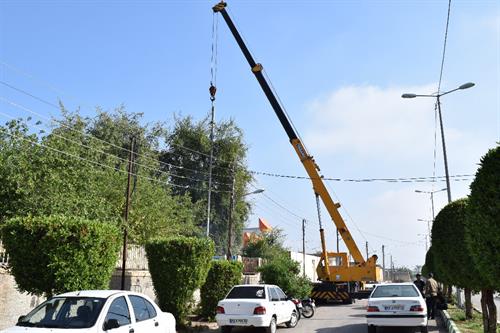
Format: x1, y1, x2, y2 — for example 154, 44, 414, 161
1, 0, 498, 269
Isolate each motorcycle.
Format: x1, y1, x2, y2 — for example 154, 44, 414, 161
291, 298, 315, 319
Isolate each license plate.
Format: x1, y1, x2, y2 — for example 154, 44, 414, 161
229, 319, 248, 324
384, 305, 404, 311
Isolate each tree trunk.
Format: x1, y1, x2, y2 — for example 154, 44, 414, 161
480, 289, 498, 333
447, 285, 453, 302
464, 288, 473, 320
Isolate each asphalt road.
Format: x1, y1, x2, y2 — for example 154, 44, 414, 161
226, 300, 446, 333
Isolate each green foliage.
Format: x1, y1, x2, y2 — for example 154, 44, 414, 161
200, 260, 243, 319
1, 215, 120, 296
431, 198, 480, 290
259, 255, 312, 299
0, 110, 200, 244
146, 236, 215, 324
466, 145, 500, 290
160, 116, 252, 254
242, 229, 287, 259
421, 245, 435, 278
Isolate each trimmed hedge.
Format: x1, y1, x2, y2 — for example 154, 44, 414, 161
1, 215, 121, 296
146, 236, 214, 324
200, 260, 243, 319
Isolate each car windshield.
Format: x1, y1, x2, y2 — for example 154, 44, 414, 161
17, 297, 106, 329
226, 286, 266, 299
371, 285, 419, 298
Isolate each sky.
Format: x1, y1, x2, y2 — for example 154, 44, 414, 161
0, 0, 499, 270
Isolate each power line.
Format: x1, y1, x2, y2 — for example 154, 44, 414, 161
437, 0, 452, 93
0, 128, 232, 194
0, 95, 234, 180
250, 169, 473, 183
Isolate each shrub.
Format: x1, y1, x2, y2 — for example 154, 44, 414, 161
200, 260, 243, 319
259, 255, 312, 299
1, 215, 120, 296
146, 236, 214, 324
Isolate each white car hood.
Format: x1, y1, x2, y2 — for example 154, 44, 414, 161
1, 327, 93, 333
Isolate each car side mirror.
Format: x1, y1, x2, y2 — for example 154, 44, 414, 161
17, 315, 26, 323
103, 319, 120, 330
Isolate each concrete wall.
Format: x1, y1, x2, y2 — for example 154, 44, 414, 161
0, 267, 44, 330
289, 251, 320, 282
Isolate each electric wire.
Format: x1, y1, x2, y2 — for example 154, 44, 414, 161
0, 127, 233, 194
0, 110, 233, 188
437, 0, 452, 93
0, 93, 233, 180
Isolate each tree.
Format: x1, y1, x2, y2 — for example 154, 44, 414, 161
259, 255, 312, 299
466, 145, 499, 333
0, 110, 200, 244
1, 215, 120, 297
431, 198, 478, 319
160, 115, 252, 254
242, 229, 287, 259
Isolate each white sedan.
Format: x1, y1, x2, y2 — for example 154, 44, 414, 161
216, 284, 299, 333
366, 283, 428, 333
0, 290, 175, 333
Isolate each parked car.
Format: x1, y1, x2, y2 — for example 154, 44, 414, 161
215, 284, 299, 333
0, 290, 175, 333
366, 283, 428, 333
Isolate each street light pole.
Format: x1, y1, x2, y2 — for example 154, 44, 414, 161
226, 184, 265, 260
436, 96, 452, 203
403, 82, 475, 207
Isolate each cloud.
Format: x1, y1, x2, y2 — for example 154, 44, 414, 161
303, 84, 442, 161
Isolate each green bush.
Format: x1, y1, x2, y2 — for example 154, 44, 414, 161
146, 236, 214, 324
259, 255, 312, 299
200, 260, 243, 319
1, 215, 120, 296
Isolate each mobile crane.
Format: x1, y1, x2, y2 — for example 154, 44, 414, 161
213, 1, 382, 302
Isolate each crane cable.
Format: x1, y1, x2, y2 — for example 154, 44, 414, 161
206, 12, 219, 236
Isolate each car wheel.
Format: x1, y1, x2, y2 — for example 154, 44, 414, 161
265, 317, 277, 333
286, 310, 299, 328
220, 326, 232, 333
367, 325, 376, 333
420, 326, 428, 333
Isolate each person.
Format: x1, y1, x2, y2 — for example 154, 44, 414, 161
414, 273, 425, 296
424, 272, 438, 319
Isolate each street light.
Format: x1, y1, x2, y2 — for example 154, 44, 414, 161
415, 187, 447, 221
417, 218, 433, 236
227, 188, 265, 259
417, 233, 429, 252
402, 82, 475, 204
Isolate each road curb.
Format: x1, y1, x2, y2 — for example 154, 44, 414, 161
440, 310, 461, 333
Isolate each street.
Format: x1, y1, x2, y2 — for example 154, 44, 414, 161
227, 300, 445, 333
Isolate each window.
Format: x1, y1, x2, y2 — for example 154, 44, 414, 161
129, 295, 156, 322
275, 288, 288, 301
226, 286, 266, 299
269, 288, 279, 301
104, 297, 131, 327
144, 299, 157, 318
16, 297, 105, 329
371, 285, 419, 298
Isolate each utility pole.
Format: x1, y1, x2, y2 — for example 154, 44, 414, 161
382, 245, 385, 282
226, 165, 236, 260
121, 137, 135, 290
302, 219, 306, 277
390, 255, 394, 282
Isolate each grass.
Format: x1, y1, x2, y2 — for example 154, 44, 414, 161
446, 304, 499, 333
